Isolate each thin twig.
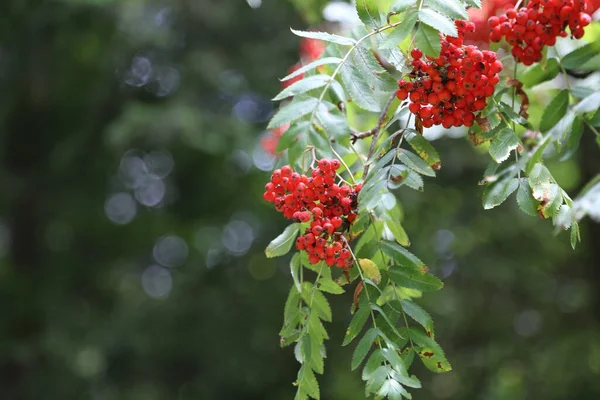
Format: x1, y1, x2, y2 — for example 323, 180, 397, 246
362, 92, 398, 178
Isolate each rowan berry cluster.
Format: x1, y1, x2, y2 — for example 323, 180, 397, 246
489, 0, 592, 65
263, 159, 361, 268
396, 20, 503, 129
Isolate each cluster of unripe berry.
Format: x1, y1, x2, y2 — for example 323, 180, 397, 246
489, 0, 592, 65
263, 159, 361, 268
397, 20, 503, 129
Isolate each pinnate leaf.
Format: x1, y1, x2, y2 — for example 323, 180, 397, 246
401, 299, 434, 337
273, 75, 330, 101
489, 128, 519, 163
280, 57, 342, 82
561, 41, 600, 70
540, 89, 569, 133
482, 177, 519, 210
356, 0, 381, 29
418, 9, 458, 37
414, 23, 441, 58
268, 98, 319, 129
391, 0, 417, 12
521, 58, 559, 88
352, 328, 378, 370
516, 178, 539, 216
265, 223, 299, 257
425, 0, 467, 20
358, 258, 382, 284
380, 11, 418, 49
389, 265, 444, 292
398, 149, 435, 177
381, 241, 426, 271
340, 62, 382, 112
343, 300, 371, 346
291, 28, 356, 46
405, 131, 441, 168
317, 278, 344, 294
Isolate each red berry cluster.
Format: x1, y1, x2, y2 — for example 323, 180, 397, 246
489, 0, 592, 65
263, 159, 361, 268
396, 20, 503, 129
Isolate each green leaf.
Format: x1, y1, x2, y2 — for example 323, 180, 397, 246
305, 334, 324, 374
571, 222, 580, 250
405, 131, 441, 168
561, 41, 600, 70
365, 365, 389, 394
265, 223, 300, 257
377, 378, 408, 400
309, 311, 329, 344
352, 328, 378, 370
299, 365, 320, 399
379, 46, 411, 73
560, 116, 583, 161
371, 304, 406, 342
410, 328, 452, 373
343, 300, 371, 346
356, 0, 381, 29
317, 109, 350, 145
380, 11, 418, 49
489, 128, 519, 163
414, 23, 441, 58
268, 98, 319, 129
308, 126, 333, 158
275, 121, 306, 152
389, 265, 444, 292
381, 241, 426, 271
548, 110, 575, 141
391, 0, 417, 12
425, 0, 467, 20
516, 178, 539, 216
384, 354, 422, 388
482, 177, 519, 210
352, 46, 398, 93
464, 0, 482, 8
386, 220, 410, 246
280, 57, 342, 82
283, 285, 301, 325
588, 108, 600, 126
359, 176, 388, 211
388, 165, 424, 191
362, 348, 385, 381
311, 290, 333, 322
525, 136, 551, 174
498, 102, 531, 128
398, 149, 436, 177
290, 253, 302, 292
317, 278, 344, 294
401, 299, 434, 337
273, 75, 330, 101
540, 89, 570, 133
381, 347, 407, 374
340, 62, 382, 112
521, 58, 559, 88
528, 163, 552, 188
418, 9, 458, 37
290, 28, 356, 46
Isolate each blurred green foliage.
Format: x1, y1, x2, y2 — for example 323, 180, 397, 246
0, 0, 598, 399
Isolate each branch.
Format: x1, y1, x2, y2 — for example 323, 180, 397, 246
362, 92, 398, 178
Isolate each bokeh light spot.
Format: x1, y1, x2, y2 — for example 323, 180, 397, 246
153, 235, 188, 267
142, 265, 172, 299
105, 192, 137, 225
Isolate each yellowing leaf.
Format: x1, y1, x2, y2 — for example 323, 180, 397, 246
358, 258, 381, 284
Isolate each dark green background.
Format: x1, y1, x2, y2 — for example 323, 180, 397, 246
0, 0, 599, 399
